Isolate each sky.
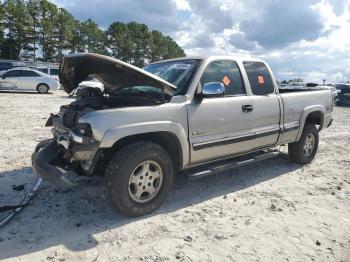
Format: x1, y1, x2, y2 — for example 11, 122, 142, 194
54, 0, 350, 83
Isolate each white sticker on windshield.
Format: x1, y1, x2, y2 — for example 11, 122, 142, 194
169, 64, 192, 70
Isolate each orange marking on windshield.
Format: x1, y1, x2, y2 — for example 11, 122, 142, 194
222, 75, 231, 86
258, 75, 265, 85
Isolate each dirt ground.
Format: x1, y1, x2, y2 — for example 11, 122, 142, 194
0, 90, 349, 262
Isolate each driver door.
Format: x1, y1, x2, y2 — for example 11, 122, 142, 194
187, 60, 255, 164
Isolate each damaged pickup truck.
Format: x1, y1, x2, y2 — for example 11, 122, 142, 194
32, 53, 334, 216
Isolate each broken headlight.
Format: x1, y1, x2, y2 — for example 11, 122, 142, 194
74, 123, 92, 137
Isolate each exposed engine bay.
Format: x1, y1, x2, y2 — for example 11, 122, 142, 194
51, 86, 168, 134
32, 53, 178, 188
44, 85, 169, 177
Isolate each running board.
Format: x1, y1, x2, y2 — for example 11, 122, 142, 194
186, 150, 280, 180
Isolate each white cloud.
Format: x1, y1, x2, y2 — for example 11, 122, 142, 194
174, 0, 191, 10
175, 0, 350, 83
54, 0, 350, 83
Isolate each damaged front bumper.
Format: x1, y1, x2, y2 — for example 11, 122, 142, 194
32, 132, 100, 188
32, 139, 76, 188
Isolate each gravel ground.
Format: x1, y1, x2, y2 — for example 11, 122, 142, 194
0, 91, 349, 262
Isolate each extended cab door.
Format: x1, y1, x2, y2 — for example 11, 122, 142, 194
187, 60, 255, 164
242, 61, 281, 148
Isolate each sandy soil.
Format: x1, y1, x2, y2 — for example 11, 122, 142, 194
0, 90, 349, 262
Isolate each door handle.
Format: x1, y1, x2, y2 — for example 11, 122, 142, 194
242, 104, 253, 113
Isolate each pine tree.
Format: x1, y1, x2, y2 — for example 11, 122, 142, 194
54, 7, 74, 61
26, 0, 40, 61
37, 0, 58, 61
1, 0, 30, 60
0, 1, 186, 63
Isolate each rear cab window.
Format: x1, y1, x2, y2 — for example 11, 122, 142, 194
243, 61, 275, 95
200, 60, 246, 96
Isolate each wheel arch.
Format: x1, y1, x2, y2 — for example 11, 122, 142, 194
296, 106, 325, 141
112, 132, 183, 171
98, 122, 190, 171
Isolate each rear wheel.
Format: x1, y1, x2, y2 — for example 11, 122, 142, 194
37, 84, 49, 94
288, 124, 319, 164
105, 141, 174, 216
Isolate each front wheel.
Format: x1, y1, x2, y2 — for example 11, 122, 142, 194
105, 141, 174, 216
288, 124, 319, 164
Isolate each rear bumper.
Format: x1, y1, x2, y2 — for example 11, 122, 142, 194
32, 140, 76, 188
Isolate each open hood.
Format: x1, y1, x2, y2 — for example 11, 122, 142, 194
59, 53, 177, 95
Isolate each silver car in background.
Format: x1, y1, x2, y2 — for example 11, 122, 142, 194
0, 67, 59, 93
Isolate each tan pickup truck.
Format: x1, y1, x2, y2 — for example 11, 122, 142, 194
32, 53, 334, 216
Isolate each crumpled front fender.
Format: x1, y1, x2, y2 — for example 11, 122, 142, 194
99, 121, 190, 168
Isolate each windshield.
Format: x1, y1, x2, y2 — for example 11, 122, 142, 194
144, 59, 201, 95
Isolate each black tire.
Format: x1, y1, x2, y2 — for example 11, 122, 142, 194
105, 141, 174, 216
288, 124, 319, 164
37, 83, 49, 94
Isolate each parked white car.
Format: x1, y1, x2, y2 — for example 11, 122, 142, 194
0, 67, 59, 93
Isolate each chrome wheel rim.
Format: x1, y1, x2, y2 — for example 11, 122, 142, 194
303, 134, 315, 157
38, 85, 47, 93
128, 160, 163, 203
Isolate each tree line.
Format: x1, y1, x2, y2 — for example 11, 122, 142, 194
279, 78, 304, 84
0, 0, 186, 67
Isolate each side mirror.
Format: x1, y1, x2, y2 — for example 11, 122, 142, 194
1, 75, 5, 79
201, 82, 225, 98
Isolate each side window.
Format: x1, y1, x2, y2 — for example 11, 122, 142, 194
38, 68, 48, 74
243, 61, 274, 95
22, 70, 40, 77
4, 70, 21, 77
50, 68, 59, 75
200, 60, 245, 96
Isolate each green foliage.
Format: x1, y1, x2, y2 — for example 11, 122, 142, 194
25, 0, 40, 60
0, 4, 4, 54
281, 78, 304, 84
106, 22, 130, 61
54, 7, 75, 61
37, 0, 58, 61
80, 19, 106, 54
0, 0, 185, 64
105, 23, 185, 67
69, 20, 85, 54
1, 0, 31, 59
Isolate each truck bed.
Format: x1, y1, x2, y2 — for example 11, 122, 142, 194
279, 89, 333, 144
